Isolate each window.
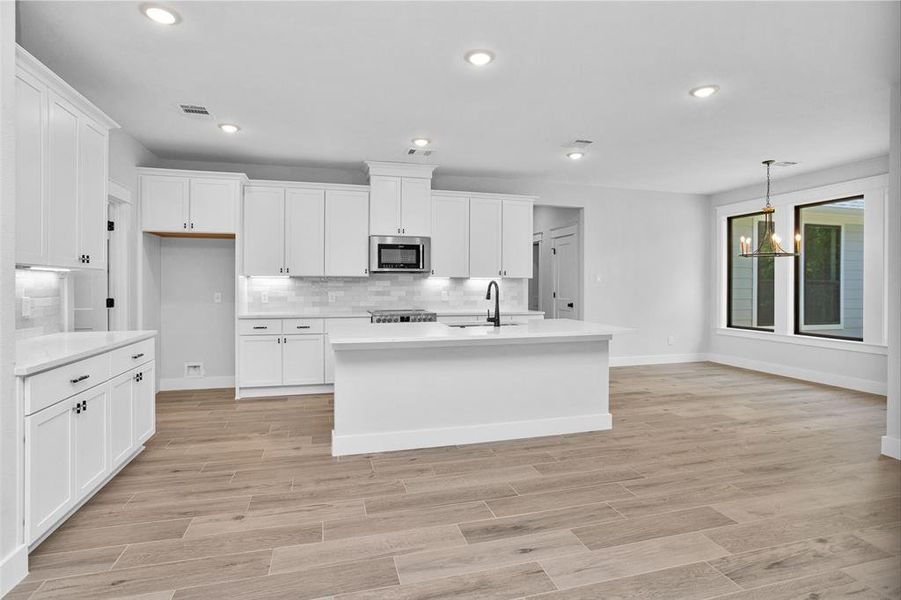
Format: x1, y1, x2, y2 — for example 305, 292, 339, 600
795, 196, 864, 341
727, 212, 775, 331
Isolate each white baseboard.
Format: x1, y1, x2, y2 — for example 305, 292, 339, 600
159, 376, 235, 391
707, 353, 886, 395
238, 384, 334, 399
332, 413, 612, 456
609, 353, 708, 367
0, 544, 28, 597
882, 436, 901, 460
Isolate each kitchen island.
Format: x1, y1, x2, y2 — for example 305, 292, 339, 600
328, 319, 629, 456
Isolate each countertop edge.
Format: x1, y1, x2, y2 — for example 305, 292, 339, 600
237, 309, 545, 320
331, 332, 615, 351
15, 331, 158, 377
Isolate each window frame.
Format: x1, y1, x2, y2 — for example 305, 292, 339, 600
793, 195, 864, 342
726, 210, 776, 333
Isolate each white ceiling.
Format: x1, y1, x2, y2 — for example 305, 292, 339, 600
17, 1, 901, 194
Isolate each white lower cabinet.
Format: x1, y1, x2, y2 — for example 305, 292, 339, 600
23, 339, 156, 546
239, 335, 284, 386
282, 335, 325, 385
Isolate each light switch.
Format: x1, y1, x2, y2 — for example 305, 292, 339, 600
260, 291, 269, 304
21, 296, 33, 318
213, 292, 222, 303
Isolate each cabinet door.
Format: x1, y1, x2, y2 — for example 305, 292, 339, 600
369, 176, 401, 235
501, 199, 534, 278
189, 178, 237, 233
25, 397, 75, 543
15, 70, 48, 265
431, 195, 469, 277
243, 187, 285, 276
469, 197, 503, 278
325, 190, 370, 277
109, 371, 135, 468
142, 175, 190, 233
400, 177, 431, 236
73, 385, 110, 497
239, 336, 283, 387
134, 362, 156, 444
282, 335, 324, 385
47, 93, 80, 267
77, 120, 108, 270
285, 188, 324, 276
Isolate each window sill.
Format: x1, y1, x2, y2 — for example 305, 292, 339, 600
715, 327, 888, 355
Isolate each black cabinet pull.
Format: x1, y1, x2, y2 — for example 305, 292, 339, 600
503, 270, 507, 276
83, 400, 88, 412
183, 222, 187, 229
70, 374, 90, 384
131, 353, 144, 360
296, 325, 311, 329
286, 267, 290, 274
277, 337, 281, 344
73, 401, 81, 414
190, 222, 194, 229
567, 302, 574, 308
252, 326, 267, 330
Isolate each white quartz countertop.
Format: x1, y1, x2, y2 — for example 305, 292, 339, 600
237, 309, 544, 320
329, 319, 629, 350
15, 331, 157, 376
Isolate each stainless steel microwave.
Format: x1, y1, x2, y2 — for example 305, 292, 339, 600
369, 236, 431, 273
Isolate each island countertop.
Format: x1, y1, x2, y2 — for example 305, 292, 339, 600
328, 319, 630, 350
15, 331, 157, 376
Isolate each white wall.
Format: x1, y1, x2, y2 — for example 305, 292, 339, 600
0, 2, 27, 594
433, 174, 710, 363
154, 158, 367, 185
159, 238, 236, 390
707, 160, 890, 396
885, 83, 900, 459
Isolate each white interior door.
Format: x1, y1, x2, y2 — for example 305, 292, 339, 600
71, 268, 109, 331
553, 231, 580, 320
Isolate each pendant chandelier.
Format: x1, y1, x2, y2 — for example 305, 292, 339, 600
738, 160, 800, 258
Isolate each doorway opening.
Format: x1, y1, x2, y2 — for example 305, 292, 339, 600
531, 205, 583, 320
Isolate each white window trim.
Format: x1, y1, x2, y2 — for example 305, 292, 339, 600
715, 173, 888, 354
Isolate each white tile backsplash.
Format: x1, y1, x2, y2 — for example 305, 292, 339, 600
241, 274, 527, 315
15, 269, 65, 340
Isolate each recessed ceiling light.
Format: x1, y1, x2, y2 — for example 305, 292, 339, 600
219, 123, 240, 134
464, 50, 495, 67
566, 151, 585, 160
412, 138, 431, 147
689, 85, 719, 99
141, 4, 180, 25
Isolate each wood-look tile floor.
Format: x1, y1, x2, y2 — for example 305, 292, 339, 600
9, 362, 901, 600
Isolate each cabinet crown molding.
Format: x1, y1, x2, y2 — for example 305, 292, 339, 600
364, 161, 438, 179
16, 45, 120, 131
137, 167, 249, 181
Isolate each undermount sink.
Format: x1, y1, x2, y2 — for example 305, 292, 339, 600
448, 323, 520, 328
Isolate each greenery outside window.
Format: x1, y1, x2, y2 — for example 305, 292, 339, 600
727, 212, 775, 331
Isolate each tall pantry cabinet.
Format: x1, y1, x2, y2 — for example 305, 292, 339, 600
14, 46, 119, 270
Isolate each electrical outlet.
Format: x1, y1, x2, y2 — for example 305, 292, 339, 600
260, 291, 269, 304
21, 296, 33, 318
213, 292, 222, 303
667, 335, 676, 346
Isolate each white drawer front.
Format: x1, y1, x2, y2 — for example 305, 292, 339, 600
238, 319, 283, 335
282, 318, 325, 334
110, 338, 155, 375
25, 353, 111, 416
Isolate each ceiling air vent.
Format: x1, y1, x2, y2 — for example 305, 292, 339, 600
406, 147, 435, 157
177, 103, 213, 119
774, 161, 798, 167
565, 139, 594, 149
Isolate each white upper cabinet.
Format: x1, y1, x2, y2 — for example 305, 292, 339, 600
431, 194, 470, 277
15, 68, 47, 265
15, 47, 118, 270
140, 169, 244, 234
243, 186, 285, 276
400, 178, 431, 236
369, 175, 402, 235
285, 188, 325, 276
47, 93, 80, 268
469, 196, 503, 278
325, 189, 370, 277
141, 175, 189, 232
189, 178, 239, 233
365, 162, 436, 237
501, 199, 534, 278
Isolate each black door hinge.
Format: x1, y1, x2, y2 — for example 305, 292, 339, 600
107, 220, 115, 231
553, 292, 556, 298
552, 247, 556, 255
106, 298, 115, 308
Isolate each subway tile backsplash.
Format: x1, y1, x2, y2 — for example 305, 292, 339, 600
15, 269, 65, 340
241, 274, 528, 315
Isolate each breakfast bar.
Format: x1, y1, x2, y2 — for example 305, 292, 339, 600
328, 319, 628, 456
